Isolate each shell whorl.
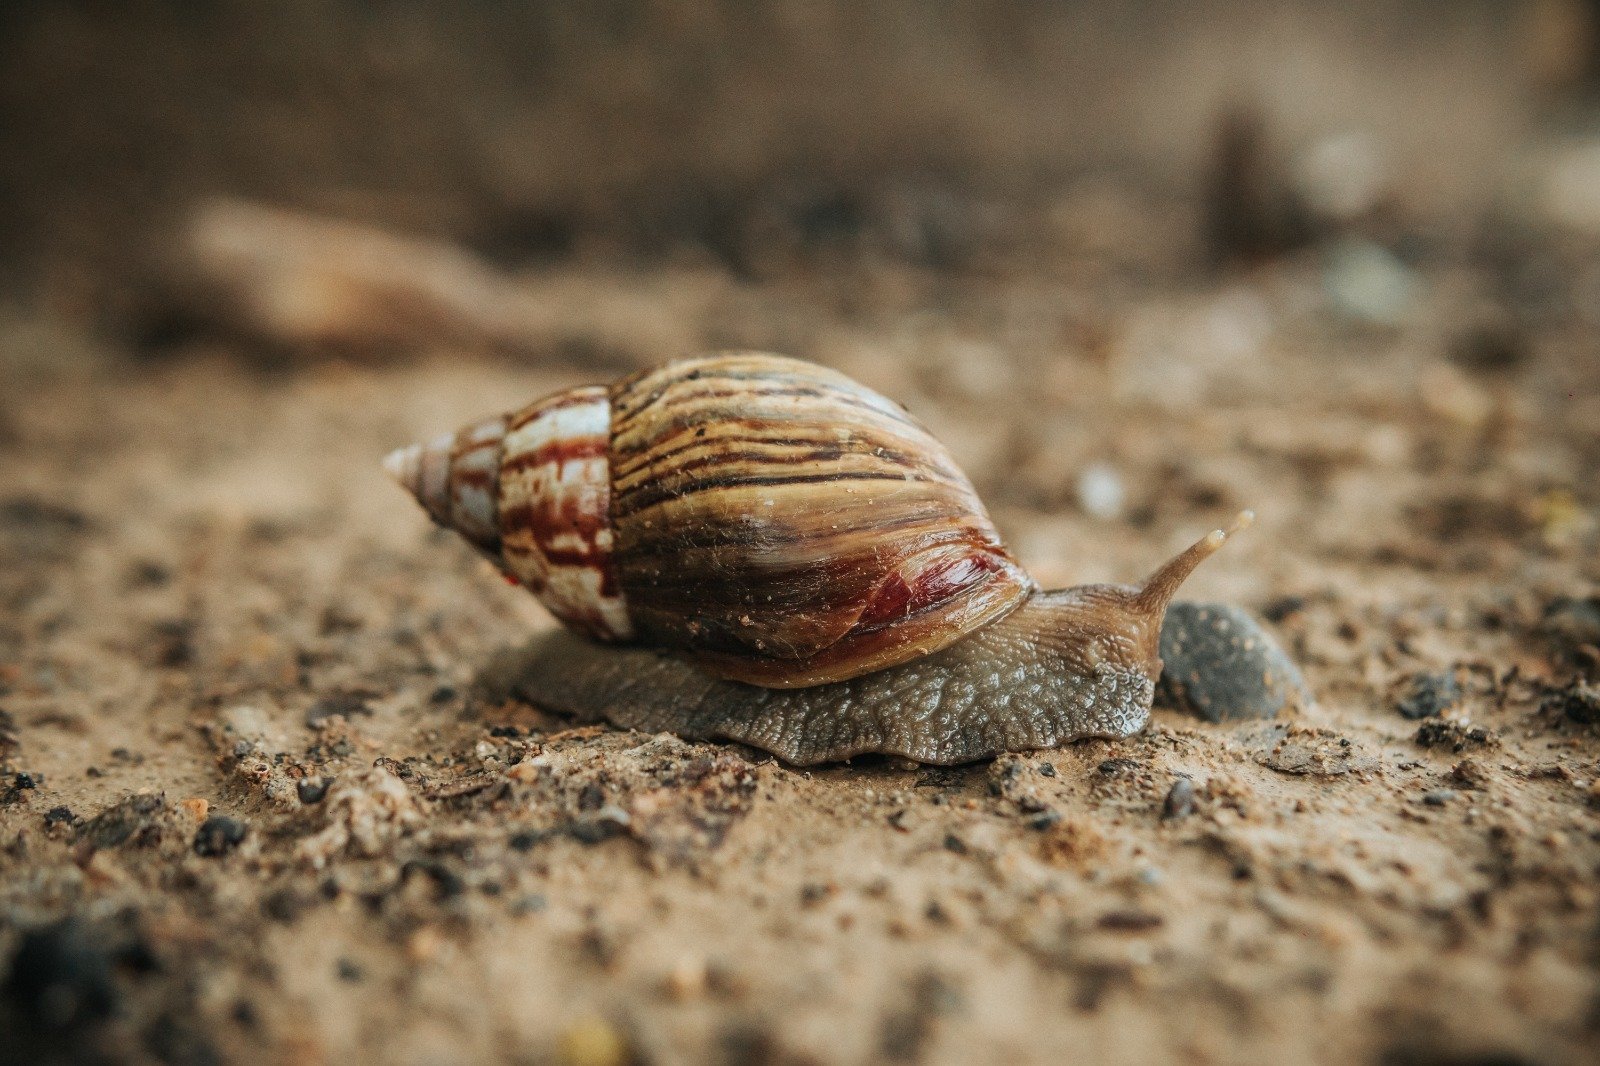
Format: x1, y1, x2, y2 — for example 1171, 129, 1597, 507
604, 354, 1033, 686
496, 387, 632, 642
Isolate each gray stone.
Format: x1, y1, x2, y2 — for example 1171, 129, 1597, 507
1396, 671, 1461, 720
1157, 602, 1312, 722
1542, 596, 1600, 651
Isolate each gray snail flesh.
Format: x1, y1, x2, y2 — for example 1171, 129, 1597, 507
385, 352, 1249, 765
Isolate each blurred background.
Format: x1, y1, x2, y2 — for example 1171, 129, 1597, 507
2, 0, 1600, 346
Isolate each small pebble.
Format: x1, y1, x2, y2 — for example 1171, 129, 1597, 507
1260, 595, 1307, 623
508, 829, 547, 852
1324, 238, 1415, 327
1294, 131, 1388, 221
1449, 760, 1491, 790
800, 882, 837, 906
1161, 777, 1196, 820
304, 692, 373, 727
1421, 789, 1457, 807
1545, 682, 1600, 725
511, 893, 548, 916
567, 805, 630, 845
193, 815, 247, 857
1541, 596, 1600, 650
1075, 462, 1126, 520
1397, 671, 1461, 720
1097, 909, 1164, 932
1414, 721, 1493, 752
1157, 602, 1312, 722
77, 794, 165, 850
296, 778, 330, 805
3, 918, 119, 1031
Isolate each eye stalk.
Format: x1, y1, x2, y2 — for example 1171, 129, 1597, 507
1133, 510, 1254, 618
1025, 511, 1255, 679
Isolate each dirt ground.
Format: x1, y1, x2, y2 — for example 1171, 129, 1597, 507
2, 168, 1599, 1066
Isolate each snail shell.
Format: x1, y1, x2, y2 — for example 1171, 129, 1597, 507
387, 352, 1248, 763
387, 353, 1032, 687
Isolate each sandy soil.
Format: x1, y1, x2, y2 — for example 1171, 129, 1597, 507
1, 190, 1598, 1065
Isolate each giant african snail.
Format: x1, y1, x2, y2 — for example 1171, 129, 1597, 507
385, 352, 1251, 765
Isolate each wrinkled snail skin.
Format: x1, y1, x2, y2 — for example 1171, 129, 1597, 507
386, 351, 1250, 764
507, 587, 1168, 766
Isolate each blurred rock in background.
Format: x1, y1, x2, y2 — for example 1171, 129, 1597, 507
0, 0, 1587, 338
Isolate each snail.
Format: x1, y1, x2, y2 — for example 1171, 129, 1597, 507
385, 352, 1250, 765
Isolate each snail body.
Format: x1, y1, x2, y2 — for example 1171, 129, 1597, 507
387, 352, 1247, 764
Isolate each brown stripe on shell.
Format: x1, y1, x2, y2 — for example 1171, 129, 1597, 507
445, 415, 508, 552
497, 385, 633, 641
610, 420, 941, 489
507, 388, 609, 431
606, 352, 1032, 686
613, 469, 921, 520
500, 435, 610, 475
612, 382, 904, 437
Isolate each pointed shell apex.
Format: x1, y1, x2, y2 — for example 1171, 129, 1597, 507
382, 442, 421, 490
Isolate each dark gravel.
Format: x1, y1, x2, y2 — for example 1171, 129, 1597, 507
193, 815, 247, 857
1396, 671, 1462, 720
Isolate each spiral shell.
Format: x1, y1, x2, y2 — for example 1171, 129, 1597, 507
387, 353, 1034, 687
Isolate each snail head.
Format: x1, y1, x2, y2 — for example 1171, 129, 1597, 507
1038, 511, 1254, 679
